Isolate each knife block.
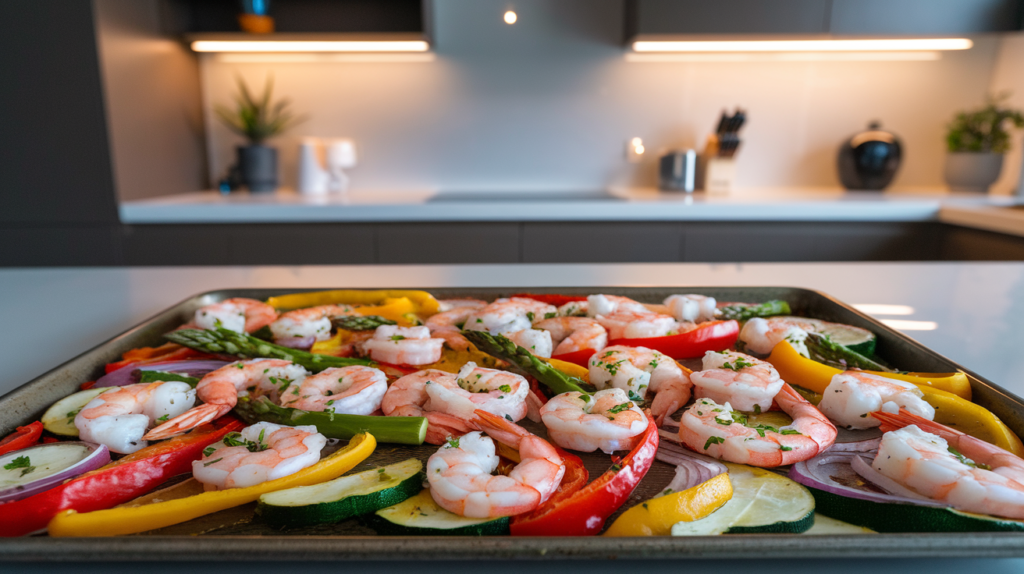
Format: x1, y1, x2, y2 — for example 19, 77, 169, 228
700, 157, 737, 194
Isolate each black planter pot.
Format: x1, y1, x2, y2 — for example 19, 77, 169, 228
237, 145, 278, 192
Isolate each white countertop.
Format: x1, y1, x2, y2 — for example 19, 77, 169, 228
118, 188, 1017, 224
5, 262, 1024, 572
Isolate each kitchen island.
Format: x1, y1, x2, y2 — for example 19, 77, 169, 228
3, 261, 1024, 571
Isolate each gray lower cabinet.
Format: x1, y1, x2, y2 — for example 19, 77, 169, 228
941, 225, 1024, 260
522, 222, 683, 263
376, 223, 520, 264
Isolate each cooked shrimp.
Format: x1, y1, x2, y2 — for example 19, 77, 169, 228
192, 422, 326, 491
594, 311, 680, 340
279, 365, 387, 415
539, 388, 648, 453
424, 362, 530, 422
144, 359, 308, 440
533, 316, 607, 355
664, 294, 717, 323
426, 300, 487, 351
678, 384, 837, 468
818, 371, 935, 430
463, 297, 556, 335
75, 382, 196, 454
690, 350, 784, 413
557, 300, 588, 317
427, 410, 564, 518
194, 298, 277, 334
586, 294, 649, 317
506, 328, 553, 358
588, 345, 692, 425
269, 304, 356, 348
739, 317, 815, 356
866, 411, 1024, 519
362, 325, 445, 365
380, 369, 477, 445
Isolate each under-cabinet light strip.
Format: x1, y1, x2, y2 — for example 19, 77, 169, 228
190, 40, 430, 53
632, 38, 972, 53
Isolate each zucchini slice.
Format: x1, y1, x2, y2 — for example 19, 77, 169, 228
777, 316, 876, 356
41, 387, 116, 437
257, 458, 425, 528
671, 464, 815, 535
364, 490, 510, 536
804, 513, 875, 535
807, 486, 1024, 533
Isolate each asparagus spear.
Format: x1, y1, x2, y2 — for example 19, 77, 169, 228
331, 315, 396, 331
234, 396, 427, 445
165, 328, 372, 373
460, 330, 595, 394
804, 332, 892, 372
718, 300, 791, 322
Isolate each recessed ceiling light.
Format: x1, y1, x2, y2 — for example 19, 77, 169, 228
504, 11, 517, 25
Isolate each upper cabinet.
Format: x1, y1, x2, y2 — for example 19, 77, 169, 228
163, 0, 427, 34
829, 0, 1022, 35
627, 0, 830, 36
626, 0, 1022, 39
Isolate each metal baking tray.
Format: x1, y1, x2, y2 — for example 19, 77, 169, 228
3, 286, 1024, 561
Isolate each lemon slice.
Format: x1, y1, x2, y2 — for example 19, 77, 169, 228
671, 464, 814, 535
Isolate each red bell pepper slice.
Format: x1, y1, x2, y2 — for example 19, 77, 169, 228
0, 416, 243, 537
511, 447, 588, 534
509, 293, 587, 308
104, 344, 214, 374
607, 320, 739, 360
510, 412, 659, 536
550, 349, 597, 368
0, 421, 44, 456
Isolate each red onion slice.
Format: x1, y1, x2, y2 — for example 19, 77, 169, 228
274, 336, 317, 349
655, 437, 729, 493
830, 437, 881, 453
0, 441, 110, 502
790, 450, 948, 508
95, 360, 230, 388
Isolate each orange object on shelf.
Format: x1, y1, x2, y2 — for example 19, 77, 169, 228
238, 14, 275, 34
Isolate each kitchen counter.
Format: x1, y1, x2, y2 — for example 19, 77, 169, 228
4, 262, 1024, 573
118, 188, 1011, 224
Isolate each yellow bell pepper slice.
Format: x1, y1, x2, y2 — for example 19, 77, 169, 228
862, 370, 972, 401
916, 386, 1024, 456
310, 330, 352, 356
353, 297, 419, 324
543, 357, 590, 383
603, 472, 733, 537
423, 345, 505, 373
767, 341, 1023, 456
267, 289, 440, 315
48, 432, 376, 537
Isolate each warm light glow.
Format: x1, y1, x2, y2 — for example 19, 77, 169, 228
191, 40, 430, 53
504, 11, 517, 24
632, 38, 972, 53
853, 304, 916, 316
635, 145, 645, 154
880, 319, 938, 331
631, 137, 642, 146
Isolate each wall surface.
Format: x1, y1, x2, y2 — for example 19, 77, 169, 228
94, 0, 209, 201
198, 0, 1001, 194
987, 32, 1024, 196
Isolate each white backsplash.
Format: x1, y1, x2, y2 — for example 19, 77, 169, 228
199, 0, 1009, 194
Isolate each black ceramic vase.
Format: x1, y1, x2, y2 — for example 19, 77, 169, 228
237, 144, 278, 192
837, 122, 902, 190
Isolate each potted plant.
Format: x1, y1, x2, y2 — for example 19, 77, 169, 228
944, 94, 1024, 192
216, 76, 303, 192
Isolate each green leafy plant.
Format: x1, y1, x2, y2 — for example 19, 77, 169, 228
947, 93, 1024, 153
215, 76, 305, 145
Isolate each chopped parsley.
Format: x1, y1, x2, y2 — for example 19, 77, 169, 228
156, 414, 170, 423
779, 445, 793, 451
607, 402, 634, 415
445, 436, 461, 449
222, 429, 268, 452
203, 457, 224, 467
390, 335, 407, 341
753, 404, 761, 414
4, 455, 32, 471
703, 436, 725, 450
526, 312, 535, 322
544, 312, 556, 319
499, 384, 512, 393
721, 357, 755, 371
949, 447, 991, 470
203, 446, 217, 457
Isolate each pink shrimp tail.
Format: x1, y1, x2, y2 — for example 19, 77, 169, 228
473, 409, 529, 449
143, 403, 228, 440
424, 411, 474, 445
872, 408, 961, 438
